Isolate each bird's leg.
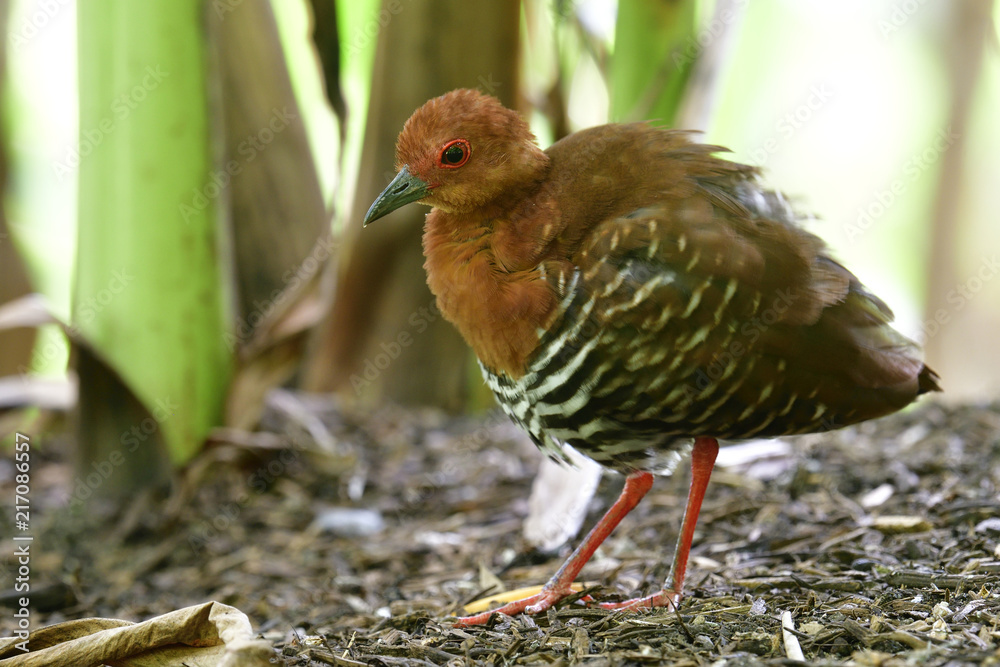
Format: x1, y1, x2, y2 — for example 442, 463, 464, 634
453, 470, 654, 627
599, 436, 719, 611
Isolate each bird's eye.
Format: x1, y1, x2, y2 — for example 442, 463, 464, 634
438, 139, 471, 168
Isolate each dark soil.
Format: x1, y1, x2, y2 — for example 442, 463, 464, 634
2, 397, 999, 665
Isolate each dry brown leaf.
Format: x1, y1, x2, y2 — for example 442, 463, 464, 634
0, 601, 272, 667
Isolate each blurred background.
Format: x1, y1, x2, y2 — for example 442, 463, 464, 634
0, 0, 998, 499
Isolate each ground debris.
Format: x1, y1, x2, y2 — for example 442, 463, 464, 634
1, 400, 999, 665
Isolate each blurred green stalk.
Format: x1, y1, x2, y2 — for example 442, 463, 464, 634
76, 0, 232, 466
611, 0, 699, 124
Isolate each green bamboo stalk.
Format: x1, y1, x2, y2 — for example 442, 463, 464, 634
76, 0, 231, 467
610, 0, 699, 124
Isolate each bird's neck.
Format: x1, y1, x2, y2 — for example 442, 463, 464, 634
422, 192, 563, 378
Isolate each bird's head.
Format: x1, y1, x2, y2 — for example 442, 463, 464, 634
364, 89, 549, 226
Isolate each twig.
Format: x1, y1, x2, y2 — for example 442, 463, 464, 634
886, 569, 993, 590
878, 630, 928, 650
781, 611, 805, 662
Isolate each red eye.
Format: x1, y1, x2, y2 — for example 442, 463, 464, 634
438, 139, 471, 168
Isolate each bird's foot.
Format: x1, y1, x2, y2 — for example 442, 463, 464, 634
452, 583, 579, 627
598, 589, 680, 611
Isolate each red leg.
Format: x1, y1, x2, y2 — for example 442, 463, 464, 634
600, 436, 719, 610
454, 470, 654, 627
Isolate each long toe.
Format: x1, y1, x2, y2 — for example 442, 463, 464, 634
453, 585, 577, 627
598, 589, 681, 611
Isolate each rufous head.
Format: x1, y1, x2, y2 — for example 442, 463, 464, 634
364, 89, 548, 225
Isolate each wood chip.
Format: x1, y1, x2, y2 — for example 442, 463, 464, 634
781, 611, 805, 662
859, 483, 895, 509
871, 515, 933, 534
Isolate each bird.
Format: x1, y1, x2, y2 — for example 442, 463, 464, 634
363, 88, 941, 627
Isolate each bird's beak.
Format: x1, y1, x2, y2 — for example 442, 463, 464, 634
363, 166, 431, 226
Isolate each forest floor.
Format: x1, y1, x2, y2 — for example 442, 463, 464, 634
1, 397, 999, 666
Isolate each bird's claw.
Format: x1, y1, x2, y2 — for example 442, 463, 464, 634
452, 585, 577, 627
453, 586, 679, 626
598, 589, 680, 611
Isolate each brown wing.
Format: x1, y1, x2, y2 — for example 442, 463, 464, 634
533, 151, 937, 456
